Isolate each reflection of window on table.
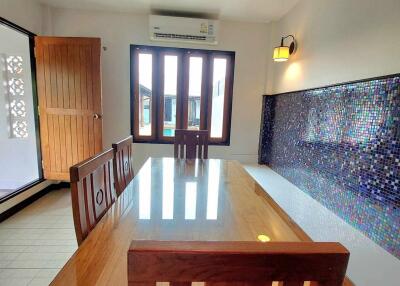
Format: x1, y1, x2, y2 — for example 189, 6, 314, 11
131, 45, 235, 145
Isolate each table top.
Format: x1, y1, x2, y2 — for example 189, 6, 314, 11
51, 158, 307, 286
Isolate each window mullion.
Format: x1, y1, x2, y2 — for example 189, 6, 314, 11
177, 51, 186, 130
200, 53, 210, 131
205, 53, 214, 134
155, 51, 163, 142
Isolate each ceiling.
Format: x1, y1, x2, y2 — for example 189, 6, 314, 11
38, 0, 300, 23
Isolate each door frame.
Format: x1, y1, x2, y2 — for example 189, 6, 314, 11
0, 17, 44, 203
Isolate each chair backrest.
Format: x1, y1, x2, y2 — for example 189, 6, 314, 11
174, 129, 209, 159
112, 135, 134, 196
70, 149, 116, 245
128, 241, 350, 286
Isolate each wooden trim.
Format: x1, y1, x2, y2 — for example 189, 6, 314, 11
130, 45, 235, 146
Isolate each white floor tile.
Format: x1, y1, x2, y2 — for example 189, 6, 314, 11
28, 277, 54, 286
0, 188, 77, 284
0, 268, 40, 279
35, 268, 60, 278
0, 278, 32, 286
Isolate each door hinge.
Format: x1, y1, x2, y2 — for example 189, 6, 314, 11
34, 47, 37, 58
41, 160, 44, 167
37, 106, 40, 116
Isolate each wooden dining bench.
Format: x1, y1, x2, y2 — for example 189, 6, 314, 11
128, 241, 350, 286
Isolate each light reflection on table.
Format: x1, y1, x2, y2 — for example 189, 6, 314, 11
137, 158, 221, 221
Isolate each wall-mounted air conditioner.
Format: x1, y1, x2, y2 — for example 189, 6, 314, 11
149, 15, 219, 45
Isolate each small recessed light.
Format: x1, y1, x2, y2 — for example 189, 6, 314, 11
257, 234, 271, 243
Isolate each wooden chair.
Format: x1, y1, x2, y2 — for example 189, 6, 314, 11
174, 129, 209, 159
70, 149, 116, 245
112, 135, 134, 196
128, 241, 350, 286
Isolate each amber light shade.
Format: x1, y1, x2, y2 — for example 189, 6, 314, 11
273, 46, 290, 62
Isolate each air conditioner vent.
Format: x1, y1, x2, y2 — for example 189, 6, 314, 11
154, 33, 208, 41
149, 15, 219, 45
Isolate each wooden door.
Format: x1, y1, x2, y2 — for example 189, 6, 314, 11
35, 37, 102, 181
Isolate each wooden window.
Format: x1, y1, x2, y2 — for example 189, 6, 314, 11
130, 45, 235, 145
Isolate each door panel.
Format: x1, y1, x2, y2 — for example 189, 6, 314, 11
35, 37, 102, 181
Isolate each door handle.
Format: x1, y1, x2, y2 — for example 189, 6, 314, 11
93, 113, 102, 119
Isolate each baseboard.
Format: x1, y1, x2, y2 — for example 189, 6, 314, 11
0, 182, 70, 222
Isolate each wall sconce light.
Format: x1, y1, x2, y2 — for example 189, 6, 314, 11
273, 35, 297, 62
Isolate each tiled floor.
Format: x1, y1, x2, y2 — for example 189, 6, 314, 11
0, 188, 77, 286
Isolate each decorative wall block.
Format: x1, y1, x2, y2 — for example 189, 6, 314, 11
12, 120, 28, 138
6, 55, 23, 74
10, 99, 26, 117
8, 78, 24, 96
2, 55, 28, 138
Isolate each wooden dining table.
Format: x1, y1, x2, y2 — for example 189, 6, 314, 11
50, 157, 327, 286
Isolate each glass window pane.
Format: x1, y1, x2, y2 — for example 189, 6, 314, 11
163, 55, 177, 137
138, 53, 152, 136
188, 57, 203, 130
210, 58, 227, 138
0, 23, 40, 199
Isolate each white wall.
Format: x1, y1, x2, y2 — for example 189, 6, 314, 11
47, 8, 270, 171
0, 0, 44, 34
267, 0, 400, 94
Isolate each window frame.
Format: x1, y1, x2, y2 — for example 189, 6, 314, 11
130, 45, 235, 145
0, 17, 44, 204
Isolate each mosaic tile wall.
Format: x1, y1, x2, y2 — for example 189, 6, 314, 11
258, 74, 400, 259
